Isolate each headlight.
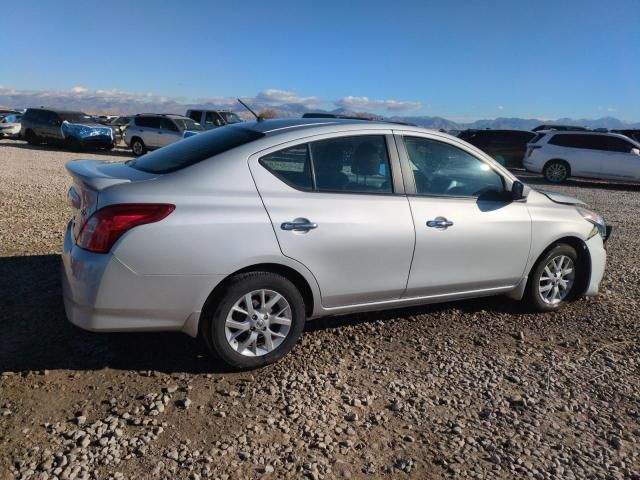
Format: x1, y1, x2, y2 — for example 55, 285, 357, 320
577, 207, 607, 239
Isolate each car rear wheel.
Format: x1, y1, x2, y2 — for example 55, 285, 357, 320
201, 272, 306, 369
525, 244, 579, 312
131, 138, 146, 156
543, 160, 569, 183
66, 137, 83, 152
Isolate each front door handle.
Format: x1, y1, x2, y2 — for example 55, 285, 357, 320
281, 220, 318, 231
426, 218, 454, 229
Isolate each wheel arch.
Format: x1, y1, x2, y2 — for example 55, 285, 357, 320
527, 235, 591, 298
197, 262, 318, 339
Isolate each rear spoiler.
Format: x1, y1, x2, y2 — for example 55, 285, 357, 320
65, 160, 156, 191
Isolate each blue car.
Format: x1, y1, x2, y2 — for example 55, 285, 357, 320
20, 108, 115, 151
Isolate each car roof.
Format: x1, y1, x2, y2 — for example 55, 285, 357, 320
135, 113, 191, 119
27, 108, 87, 115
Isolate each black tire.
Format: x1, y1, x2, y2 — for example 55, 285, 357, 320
66, 137, 83, 152
543, 160, 569, 183
525, 243, 580, 312
24, 130, 39, 145
201, 272, 306, 369
131, 137, 146, 156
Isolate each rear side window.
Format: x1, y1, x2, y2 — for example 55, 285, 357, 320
260, 145, 313, 190
127, 127, 265, 174
159, 118, 179, 132
135, 116, 161, 129
530, 133, 547, 143
607, 136, 633, 153
187, 111, 202, 122
260, 135, 393, 194
549, 134, 608, 150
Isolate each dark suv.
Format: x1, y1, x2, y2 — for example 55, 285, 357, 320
20, 108, 115, 151
457, 129, 536, 169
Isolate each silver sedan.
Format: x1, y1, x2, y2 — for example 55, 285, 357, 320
62, 119, 610, 369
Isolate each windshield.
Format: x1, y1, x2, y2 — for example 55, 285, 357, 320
220, 112, 242, 124
127, 126, 265, 174
173, 118, 204, 131
60, 112, 94, 124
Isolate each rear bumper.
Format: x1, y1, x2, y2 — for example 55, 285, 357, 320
61, 222, 224, 337
584, 233, 607, 296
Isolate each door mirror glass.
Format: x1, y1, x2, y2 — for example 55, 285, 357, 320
631, 148, 640, 156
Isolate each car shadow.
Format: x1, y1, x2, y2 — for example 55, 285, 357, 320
1, 140, 132, 158
0, 254, 528, 375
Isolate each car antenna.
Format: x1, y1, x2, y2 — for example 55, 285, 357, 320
237, 98, 263, 122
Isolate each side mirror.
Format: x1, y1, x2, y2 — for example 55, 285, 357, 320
631, 148, 640, 156
511, 180, 525, 200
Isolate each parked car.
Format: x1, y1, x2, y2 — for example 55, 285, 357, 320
611, 129, 640, 143
0, 113, 22, 138
62, 119, 610, 369
523, 131, 640, 183
20, 108, 115, 151
457, 129, 536, 169
124, 114, 204, 155
532, 124, 588, 132
186, 110, 243, 129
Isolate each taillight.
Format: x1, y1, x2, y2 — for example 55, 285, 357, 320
76, 204, 175, 253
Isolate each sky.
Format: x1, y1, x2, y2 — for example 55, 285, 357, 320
1, 0, 639, 121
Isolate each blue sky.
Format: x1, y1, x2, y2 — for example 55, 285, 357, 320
2, 0, 639, 120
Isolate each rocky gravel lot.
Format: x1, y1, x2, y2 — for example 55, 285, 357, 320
0, 139, 638, 479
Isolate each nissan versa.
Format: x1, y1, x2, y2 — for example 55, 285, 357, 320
62, 119, 611, 369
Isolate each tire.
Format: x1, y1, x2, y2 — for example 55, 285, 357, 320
24, 130, 39, 145
201, 272, 306, 369
131, 138, 146, 156
543, 160, 569, 183
66, 137, 83, 152
525, 244, 580, 312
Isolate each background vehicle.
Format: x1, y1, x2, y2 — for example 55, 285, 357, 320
62, 119, 608, 369
124, 113, 204, 155
0, 113, 22, 138
20, 108, 114, 150
524, 131, 640, 183
186, 110, 243, 129
106, 116, 131, 144
532, 124, 588, 132
457, 129, 536, 169
612, 129, 640, 143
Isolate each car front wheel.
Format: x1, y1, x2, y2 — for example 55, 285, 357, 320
202, 272, 306, 369
525, 244, 580, 312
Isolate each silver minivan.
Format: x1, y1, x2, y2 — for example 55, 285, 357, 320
62, 119, 610, 369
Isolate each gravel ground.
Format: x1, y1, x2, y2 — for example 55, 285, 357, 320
1, 138, 638, 479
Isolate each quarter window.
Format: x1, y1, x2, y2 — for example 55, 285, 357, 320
404, 136, 504, 197
607, 136, 633, 153
260, 145, 313, 190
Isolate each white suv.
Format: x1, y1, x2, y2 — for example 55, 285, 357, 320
524, 131, 640, 183
124, 114, 204, 156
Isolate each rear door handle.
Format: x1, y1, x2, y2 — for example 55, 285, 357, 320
281, 221, 318, 231
426, 218, 454, 229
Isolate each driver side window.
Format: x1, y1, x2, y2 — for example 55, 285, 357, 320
404, 136, 504, 197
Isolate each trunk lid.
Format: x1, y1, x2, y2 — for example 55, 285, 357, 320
65, 160, 159, 240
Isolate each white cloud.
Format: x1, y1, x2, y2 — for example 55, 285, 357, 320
497, 105, 504, 111
255, 89, 321, 107
607, 107, 617, 112
335, 95, 422, 113
70, 86, 89, 93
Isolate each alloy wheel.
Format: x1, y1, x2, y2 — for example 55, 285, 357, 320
538, 255, 575, 305
546, 163, 567, 182
133, 141, 144, 155
225, 289, 292, 357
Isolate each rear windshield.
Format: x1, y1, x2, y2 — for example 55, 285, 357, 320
127, 126, 265, 174
60, 112, 93, 123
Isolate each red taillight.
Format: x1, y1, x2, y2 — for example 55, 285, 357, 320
76, 204, 175, 253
